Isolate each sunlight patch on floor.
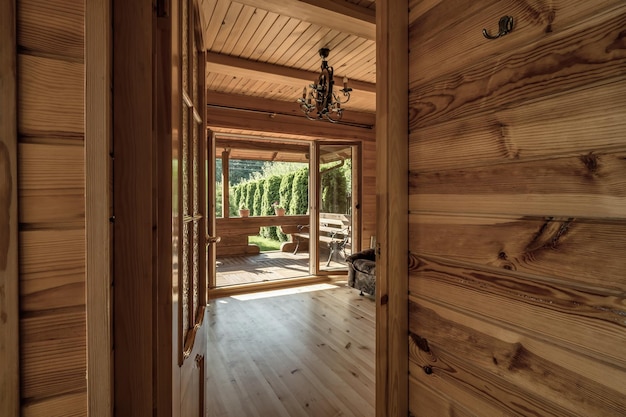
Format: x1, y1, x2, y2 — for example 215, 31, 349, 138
231, 283, 338, 301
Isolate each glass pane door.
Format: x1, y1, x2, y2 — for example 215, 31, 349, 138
317, 143, 358, 272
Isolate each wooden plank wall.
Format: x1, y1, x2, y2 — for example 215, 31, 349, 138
407, 1, 626, 416
16, 0, 87, 415
361, 139, 376, 250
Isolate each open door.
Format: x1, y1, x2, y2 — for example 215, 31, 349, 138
175, 1, 208, 416
156, 1, 209, 416
315, 142, 361, 273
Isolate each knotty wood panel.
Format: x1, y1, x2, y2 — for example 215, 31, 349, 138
409, 374, 495, 417
20, 311, 86, 400
407, 1, 626, 416
17, 0, 84, 60
18, 54, 84, 136
409, 214, 626, 291
408, 298, 626, 416
410, 150, 626, 219
409, 0, 625, 87
409, 80, 626, 172
409, 11, 626, 130
409, 259, 626, 370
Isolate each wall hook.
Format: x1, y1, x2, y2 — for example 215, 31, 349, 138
483, 16, 514, 39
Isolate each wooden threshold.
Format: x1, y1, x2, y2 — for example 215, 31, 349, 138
209, 274, 348, 299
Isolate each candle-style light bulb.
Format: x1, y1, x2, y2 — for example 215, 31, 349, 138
343, 76, 349, 90
302, 87, 307, 99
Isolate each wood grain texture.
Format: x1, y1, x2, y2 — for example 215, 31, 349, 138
18, 54, 84, 136
19, 229, 84, 277
20, 311, 86, 401
409, 0, 625, 87
0, 0, 19, 415
409, 258, 626, 369
22, 392, 87, 417
85, 0, 112, 414
15, 0, 87, 414
207, 105, 375, 141
360, 140, 376, 250
19, 190, 84, 225
408, 1, 626, 416
112, 0, 154, 415
376, 0, 409, 416
18, 143, 84, 191
408, 297, 626, 416
17, 0, 84, 60
409, 214, 626, 292
410, 150, 626, 219
409, 10, 626, 130
409, 80, 626, 172
206, 284, 375, 417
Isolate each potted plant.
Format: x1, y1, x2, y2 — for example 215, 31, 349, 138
238, 204, 250, 218
272, 202, 286, 216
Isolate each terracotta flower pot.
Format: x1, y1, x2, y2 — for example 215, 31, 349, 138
239, 209, 250, 218
274, 207, 286, 216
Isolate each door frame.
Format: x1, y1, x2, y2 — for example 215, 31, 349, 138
86, 0, 113, 415
0, 1, 19, 415
313, 140, 362, 274
83, 0, 409, 416
375, 0, 409, 416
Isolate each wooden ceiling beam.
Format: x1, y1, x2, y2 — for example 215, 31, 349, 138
207, 106, 375, 142
207, 90, 376, 127
215, 138, 310, 154
233, 0, 375, 40
206, 51, 377, 95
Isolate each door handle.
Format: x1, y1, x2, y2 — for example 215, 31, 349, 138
206, 235, 221, 244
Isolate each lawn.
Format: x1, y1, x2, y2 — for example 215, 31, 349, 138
248, 235, 282, 252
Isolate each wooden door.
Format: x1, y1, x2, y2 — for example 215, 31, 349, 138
175, 1, 207, 416
156, 0, 208, 415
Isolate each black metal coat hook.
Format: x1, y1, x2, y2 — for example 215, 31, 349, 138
483, 16, 514, 39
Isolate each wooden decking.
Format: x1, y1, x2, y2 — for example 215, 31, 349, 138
206, 282, 375, 417
216, 251, 348, 287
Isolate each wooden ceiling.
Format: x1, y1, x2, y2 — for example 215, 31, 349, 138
198, 0, 377, 141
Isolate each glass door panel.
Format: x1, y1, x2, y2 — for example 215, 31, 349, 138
317, 143, 358, 272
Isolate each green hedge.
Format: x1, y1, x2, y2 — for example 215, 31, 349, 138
223, 164, 354, 245
260, 175, 282, 239
289, 168, 309, 215
321, 167, 348, 214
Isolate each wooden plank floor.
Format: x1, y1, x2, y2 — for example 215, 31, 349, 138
216, 251, 348, 287
205, 282, 375, 417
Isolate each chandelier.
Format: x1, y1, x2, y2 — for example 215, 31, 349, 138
297, 48, 352, 123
